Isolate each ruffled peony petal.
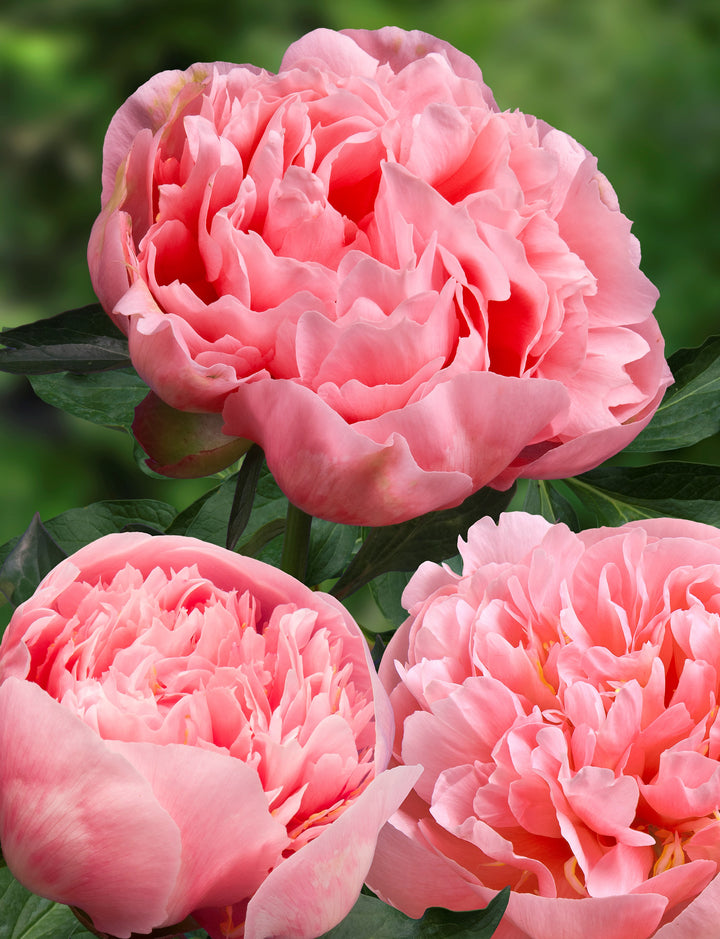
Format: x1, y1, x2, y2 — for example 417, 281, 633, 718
222, 378, 476, 525
653, 871, 720, 938
241, 765, 421, 939
106, 740, 288, 917
223, 370, 567, 524
496, 889, 668, 939
367, 807, 493, 918
0, 679, 181, 938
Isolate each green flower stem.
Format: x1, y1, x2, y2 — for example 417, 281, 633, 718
280, 502, 312, 582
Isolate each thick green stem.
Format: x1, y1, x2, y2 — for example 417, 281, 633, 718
280, 502, 312, 582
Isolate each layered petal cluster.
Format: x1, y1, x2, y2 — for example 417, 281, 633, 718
368, 513, 720, 938
0, 533, 417, 939
89, 27, 671, 525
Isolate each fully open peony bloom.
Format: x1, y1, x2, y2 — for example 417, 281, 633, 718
368, 513, 720, 938
0, 533, 418, 939
88, 27, 671, 525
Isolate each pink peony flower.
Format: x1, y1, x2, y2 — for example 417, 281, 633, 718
0, 533, 418, 939
88, 27, 671, 526
368, 513, 720, 938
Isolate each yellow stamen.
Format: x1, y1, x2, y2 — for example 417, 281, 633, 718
533, 655, 557, 695
653, 831, 686, 877
563, 856, 586, 896
220, 905, 245, 938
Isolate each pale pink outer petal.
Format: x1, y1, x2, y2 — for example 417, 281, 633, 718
493, 889, 668, 939
400, 559, 459, 615
366, 810, 488, 917
98, 63, 238, 202
18, 531, 313, 612
241, 765, 421, 939
458, 510, 557, 569
223, 379, 472, 526
0, 679, 181, 938
222, 371, 568, 525
342, 26, 495, 92
281, 27, 497, 108
609, 516, 720, 547
377, 611, 413, 694
105, 741, 289, 920
367, 813, 669, 938
279, 28, 384, 79
87, 208, 136, 325
653, 872, 720, 938
121, 283, 242, 412
490, 379, 668, 487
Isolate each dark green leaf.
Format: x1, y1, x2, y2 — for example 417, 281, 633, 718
166, 477, 237, 544
0, 305, 123, 347
0, 304, 130, 374
626, 335, 720, 452
331, 485, 516, 601
320, 890, 509, 939
522, 480, 579, 530
370, 634, 388, 670
0, 515, 67, 609
226, 445, 266, 550
235, 519, 286, 560
0, 863, 96, 938
307, 520, 360, 586
0, 501, 177, 578
368, 570, 413, 629
0, 345, 130, 374
166, 483, 224, 537
29, 369, 149, 430
169, 465, 288, 562
565, 462, 720, 527
42, 501, 177, 555
236, 468, 289, 564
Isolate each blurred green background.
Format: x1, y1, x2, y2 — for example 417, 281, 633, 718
1, 0, 718, 548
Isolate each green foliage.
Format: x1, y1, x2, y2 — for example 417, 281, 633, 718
566, 463, 720, 527
306, 518, 361, 586
626, 335, 720, 452
0, 500, 176, 629
168, 465, 288, 566
368, 570, 414, 629
320, 890, 509, 938
522, 480, 579, 530
0, 305, 129, 374
0, 515, 66, 610
331, 485, 516, 600
29, 369, 148, 431
225, 444, 267, 550
0, 866, 95, 939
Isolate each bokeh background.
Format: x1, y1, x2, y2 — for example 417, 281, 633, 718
1, 0, 718, 549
